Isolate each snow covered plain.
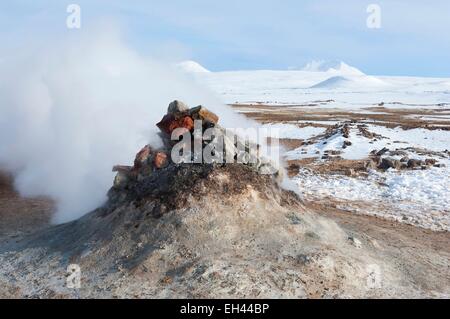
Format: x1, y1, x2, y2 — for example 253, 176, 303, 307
187, 61, 450, 109
295, 166, 450, 231
283, 121, 450, 231
179, 60, 450, 231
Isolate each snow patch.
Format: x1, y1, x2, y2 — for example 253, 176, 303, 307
263, 123, 325, 140
310, 76, 352, 89
294, 166, 450, 231
368, 126, 450, 152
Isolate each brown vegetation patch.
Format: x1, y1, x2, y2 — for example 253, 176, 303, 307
231, 104, 450, 130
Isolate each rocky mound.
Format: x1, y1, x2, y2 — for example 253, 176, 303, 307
0, 101, 442, 298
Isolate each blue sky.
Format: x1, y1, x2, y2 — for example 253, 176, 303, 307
1, 0, 450, 76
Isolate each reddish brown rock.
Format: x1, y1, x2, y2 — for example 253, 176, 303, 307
154, 152, 168, 169
182, 116, 195, 130
168, 116, 194, 133
157, 114, 194, 135
134, 145, 152, 169
157, 114, 176, 135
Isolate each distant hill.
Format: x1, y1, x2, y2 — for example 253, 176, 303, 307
310, 75, 387, 89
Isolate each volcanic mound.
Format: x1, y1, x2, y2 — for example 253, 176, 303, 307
0, 101, 440, 298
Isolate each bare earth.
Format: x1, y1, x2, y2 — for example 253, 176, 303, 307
0, 173, 53, 238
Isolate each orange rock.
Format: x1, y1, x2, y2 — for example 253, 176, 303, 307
181, 116, 194, 131
154, 151, 168, 169
168, 119, 180, 133
198, 107, 218, 124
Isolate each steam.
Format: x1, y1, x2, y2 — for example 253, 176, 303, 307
0, 27, 253, 223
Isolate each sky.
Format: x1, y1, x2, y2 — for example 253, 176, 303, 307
1, 0, 450, 77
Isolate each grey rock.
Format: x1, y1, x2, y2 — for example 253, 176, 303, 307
167, 100, 189, 114
348, 236, 362, 249
342, 140, 352, 149
378, 157, 402, 170
365, 160, 378, 170
376, 147, 389, 156
113, 171, 130, 189
407, 159, 424, 168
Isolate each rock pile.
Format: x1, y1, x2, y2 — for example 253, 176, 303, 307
112, 100, 279, 190
367, 147, 445, 171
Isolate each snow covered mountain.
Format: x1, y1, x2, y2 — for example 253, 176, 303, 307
301, 60, 365, 76
175, 60, 210, 73
173, 59, 449, 107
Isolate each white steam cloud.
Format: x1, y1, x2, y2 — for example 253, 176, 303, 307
0, 27, 253, 223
